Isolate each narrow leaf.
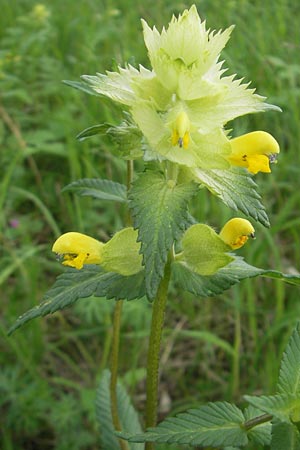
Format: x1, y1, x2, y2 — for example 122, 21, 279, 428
62, 79, 101, 96
193, 167, 270, 227
129, 169, 198, 299
76, 123, 112, 141
8, 266, 145, 334
278, 323, 300, 396
96, 370, 143, 450
119, 402, 248, 447
62, 178, 127, 202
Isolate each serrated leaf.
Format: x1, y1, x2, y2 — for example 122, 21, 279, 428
129, 169, 198, 299
63, 79, 101, 96
244, 393, 300, 423
8, 266, 145, 334
119, 402, 248, 447
244, 405, 272, 446
193, 167, 270, 227
96, 370, 143, 450
172, 257, 300, 297
271, 422, 300, 450
62, 178, 127, 202
76, 123, 112, 141
278, 323, 300, 397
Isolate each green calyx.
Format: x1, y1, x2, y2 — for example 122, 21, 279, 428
176, 223, 234, 275
101, 228, 143, 276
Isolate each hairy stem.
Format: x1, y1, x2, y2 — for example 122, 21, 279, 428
145, 259, 172, 450
110, 300, 130, 450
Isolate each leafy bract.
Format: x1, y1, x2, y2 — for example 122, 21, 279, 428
129, 169, 198, 299
173, 257, 300, 298
278, 322, 300, 397
119, 402, 248, 447
8, 266, 145, 334
193, 167, 270, 227
62, 178, 127, 203
96, 370, 143, 450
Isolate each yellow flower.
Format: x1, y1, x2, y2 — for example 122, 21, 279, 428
52, 232, 104, 269
229, 131, 280, 174
52, 228, 143, 275
171, 111, 190, 149
219, 218, 255, 249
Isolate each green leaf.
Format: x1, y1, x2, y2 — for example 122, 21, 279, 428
62, 79, 101, 96
271, 422, 300, 450
96, 370, 143, 450
8, 266, 145, 334
62, 178, 127, 203
76, 123, 112, 141
244, 405, 272, 446
172, 257, 262, 297
172, 257, 300, 297
119, 402, 248, 447
244, 393, 300, 423
193, 167, 270, 227
278, 323, 300, 397
129, 169, 198, 299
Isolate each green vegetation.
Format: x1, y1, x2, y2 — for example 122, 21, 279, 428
1, 0, 300, 449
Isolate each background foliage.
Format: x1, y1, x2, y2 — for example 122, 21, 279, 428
1, 0, 299, 449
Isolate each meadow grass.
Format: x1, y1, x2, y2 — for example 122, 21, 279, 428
1, 0, 300, 449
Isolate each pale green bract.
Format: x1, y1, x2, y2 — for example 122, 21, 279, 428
81, 5, 279, 171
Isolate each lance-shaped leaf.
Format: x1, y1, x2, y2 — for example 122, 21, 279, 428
172, 257, 300, 298
62, 178, 127, 203
62, 79, 101, 96
8, 266, 145, 334
76, 123, 111, 141
96, 370, 143, 450
192, 167, 270, 227
129, 169, 198, 299
118, 402, 248, 447
278, 322, 300, 397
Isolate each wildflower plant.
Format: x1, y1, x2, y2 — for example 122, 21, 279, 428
9, 5, 300, 450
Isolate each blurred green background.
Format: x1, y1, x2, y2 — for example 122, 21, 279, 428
1, 0, 299, 449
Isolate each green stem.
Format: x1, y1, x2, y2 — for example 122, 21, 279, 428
109, 160, 134, 450
110, 300, 130, 450
145, 258, 172, 449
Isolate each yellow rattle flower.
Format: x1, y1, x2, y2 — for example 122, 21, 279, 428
52, 232, 103, 270
229, 131, 280, 174
219, 218, 255, 249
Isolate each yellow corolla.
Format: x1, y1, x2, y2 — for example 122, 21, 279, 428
229, 131, 280, 174
219, 218, 255, 250
171, 111, 190, 149
52, 232, 103, 270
